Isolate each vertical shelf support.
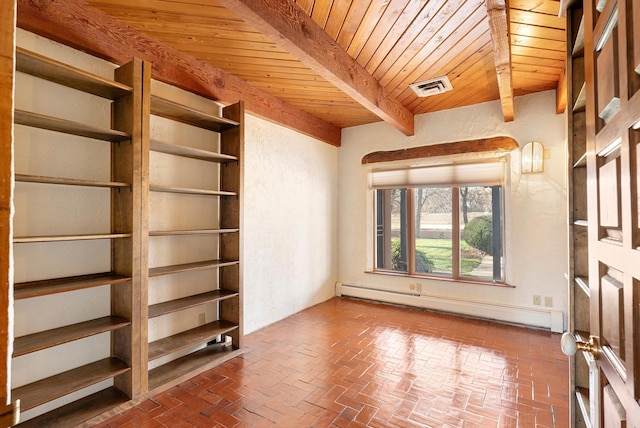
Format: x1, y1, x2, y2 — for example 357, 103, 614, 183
0, 0, 16, 408
220, 102, 244, 350
111, 58, 150, 398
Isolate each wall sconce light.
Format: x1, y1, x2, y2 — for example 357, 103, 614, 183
521, 141, 544, 173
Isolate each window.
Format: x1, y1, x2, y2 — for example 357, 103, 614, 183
372, 162, 505, 284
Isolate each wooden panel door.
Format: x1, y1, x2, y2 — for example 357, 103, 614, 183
582, 0, 640, 426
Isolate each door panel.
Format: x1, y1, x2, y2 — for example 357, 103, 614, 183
585, 0, 640, 426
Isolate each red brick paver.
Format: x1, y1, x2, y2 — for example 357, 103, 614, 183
97, 297, 569, 427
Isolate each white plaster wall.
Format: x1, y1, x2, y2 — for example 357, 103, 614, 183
338, 91, 568, 327
243, 115, 338, 333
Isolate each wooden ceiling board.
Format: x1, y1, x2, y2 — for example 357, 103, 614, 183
511, 45, 566, 61
85, 0, 566, 137
396, 28, 493, 106
311, 0, 333, 27
414, 51, 500, 114
510, 8, 565, 29
401, 38, 496, 110
335, 0, 372, 49
510, 0, 562, 15
351, 0, 412, 66
344, 0, 391, 58
382, 1, 487, 93
296, 0, 315, 14
367, 0, 449, 78
360, 0, 434, 73
324, 0, 351, 39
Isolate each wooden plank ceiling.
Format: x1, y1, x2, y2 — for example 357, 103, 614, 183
77, 0, 565, 143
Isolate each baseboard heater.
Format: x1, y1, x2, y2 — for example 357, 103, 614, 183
335, 282, 564, 333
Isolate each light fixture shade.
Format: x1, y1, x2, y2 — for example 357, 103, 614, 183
522, 141, 544, 173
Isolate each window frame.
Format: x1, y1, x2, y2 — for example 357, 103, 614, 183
372, 184, 507, 286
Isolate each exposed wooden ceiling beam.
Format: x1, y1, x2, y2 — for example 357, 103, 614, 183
16, 0, 342, 146
556, 64, 567, 113
216, 0, 415, 136
486, 0, 514, 122
361, 136, 518, 164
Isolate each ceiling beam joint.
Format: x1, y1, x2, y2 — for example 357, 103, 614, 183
216, 0, 415, 136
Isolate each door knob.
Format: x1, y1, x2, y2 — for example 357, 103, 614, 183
561, 333, 600, 358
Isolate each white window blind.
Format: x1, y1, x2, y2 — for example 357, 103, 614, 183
369, 161, 506, 189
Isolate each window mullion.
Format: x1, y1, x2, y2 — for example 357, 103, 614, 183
407, 188, 416, 275
452, 187, 460, 279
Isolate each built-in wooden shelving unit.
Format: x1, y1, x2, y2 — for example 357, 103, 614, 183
10, 34, 243, 428
145, 83, 244, 394
11, 48, 143, 426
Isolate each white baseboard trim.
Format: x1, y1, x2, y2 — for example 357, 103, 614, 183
336, 282, 564, 333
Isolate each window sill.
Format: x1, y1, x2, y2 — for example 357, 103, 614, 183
365, 270, 516, 288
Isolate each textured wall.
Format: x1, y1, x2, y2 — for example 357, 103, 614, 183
243, 115, 338, 333
338, 91, 568, 326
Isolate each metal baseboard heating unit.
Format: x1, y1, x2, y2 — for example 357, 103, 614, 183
336, 282, 564, 333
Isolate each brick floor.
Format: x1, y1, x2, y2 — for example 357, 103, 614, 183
97, 297, 569, 427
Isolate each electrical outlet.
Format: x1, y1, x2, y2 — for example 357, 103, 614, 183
416, 283, 422, 293
544, 149, 551, 159
198, 313, 206, 325
533, 295, 541, 305
544, 296, 553, 307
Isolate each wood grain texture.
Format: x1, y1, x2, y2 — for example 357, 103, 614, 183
17, 0, 342, 146
216, 0, 414, 136
486, 0, 514, 121
13, 316, 131, 356
14, 272, 131, 299
12, 357, 129, 411
111, 58, 144, 397
0, 0, 14, 404
15, 387, 129, 428
148, 320, 237, 360
148, 290, 239, 318
77, 0, 565, 130
16, 47, 132, 100
361, 136, 518, 164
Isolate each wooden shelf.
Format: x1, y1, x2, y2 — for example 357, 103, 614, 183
573, 153, 587, 168
149, 289, 238, 318
149, 184, 236, 197
572, 17, 585, 57
15, 174, 130, 188
15, 387, 129, 428
16, 47, 132, 100
573, 83, 586, 112
149, 259, 239, 278
149, 228, 238, 237
148, 345, 242, 392
150, 95, 239, 132
14, 272, 131, 299
14, 233, 132, 243
150, 140, 237, 163
575, 387, 591, 428
148, 320, 238, 360
14, 316, 130, 357
575, 276, 590, 297
12, 357, 129, 411
14, 109, 130, 142
574, 220, 589, 227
